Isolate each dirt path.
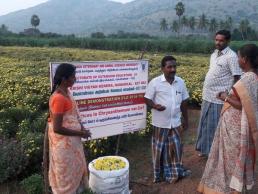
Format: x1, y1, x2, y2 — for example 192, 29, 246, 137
124, 110, 258, 194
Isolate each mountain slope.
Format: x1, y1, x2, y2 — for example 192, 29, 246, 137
0, 0, 257, 35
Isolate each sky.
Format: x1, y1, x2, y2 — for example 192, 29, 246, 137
0, 0, 135, 16
111, 0, 134, 3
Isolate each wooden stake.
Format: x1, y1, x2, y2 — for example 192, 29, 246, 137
139, 42, 148, 60
43, 124, 51, 194
115, 135, 121, 155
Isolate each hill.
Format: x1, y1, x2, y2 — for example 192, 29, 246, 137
0, 0, 257, 35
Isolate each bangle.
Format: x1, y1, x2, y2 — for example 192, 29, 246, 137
225, 96, 229, 102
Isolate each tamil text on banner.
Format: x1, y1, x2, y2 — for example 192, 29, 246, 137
50, 60, 148, 139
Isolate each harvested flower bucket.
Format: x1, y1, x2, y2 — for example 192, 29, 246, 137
88, 156, 129, 194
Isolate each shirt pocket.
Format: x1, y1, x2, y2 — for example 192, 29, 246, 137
171, 91, 182, 117
214, 62, 229, 76
156, 87, 170, 95
175, 90, 183, 105
155, 87, 171, 105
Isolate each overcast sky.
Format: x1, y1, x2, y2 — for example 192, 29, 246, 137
0, 0, 135, 16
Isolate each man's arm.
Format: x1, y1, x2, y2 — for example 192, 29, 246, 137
180, 99, 189, 130
228, 55, 242, 84
144, 97, 166, 111
233, 75, 241, 84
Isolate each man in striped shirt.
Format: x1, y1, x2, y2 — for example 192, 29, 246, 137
196, 30, 242, 157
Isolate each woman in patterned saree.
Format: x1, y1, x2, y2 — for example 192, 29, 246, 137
48, 63, 91, 194
198, 44, 258, 194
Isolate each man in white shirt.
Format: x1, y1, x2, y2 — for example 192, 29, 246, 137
196, 30, 242, 157
144, 55, 191, 184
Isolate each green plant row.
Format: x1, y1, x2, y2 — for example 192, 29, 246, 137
0, 36, 256, 53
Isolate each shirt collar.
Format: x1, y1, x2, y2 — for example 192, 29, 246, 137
215, 46, 229, 55
161, 74, 178, 83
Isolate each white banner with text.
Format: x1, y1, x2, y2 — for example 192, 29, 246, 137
50, 60, 148, 139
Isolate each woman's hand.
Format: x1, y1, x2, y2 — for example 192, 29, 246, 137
80, 123, 91, 139
216, 91, 228, 101
80, 123, 86, 131
217, 91, 242, 110
81, 130, 92, 139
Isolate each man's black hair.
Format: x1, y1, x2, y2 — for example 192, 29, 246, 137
161, 55, 177, 67
216, 30, 231, 40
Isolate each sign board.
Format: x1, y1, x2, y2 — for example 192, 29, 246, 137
50, 60, 148, 139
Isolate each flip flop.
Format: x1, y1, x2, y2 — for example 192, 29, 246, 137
198, 153, 208, 157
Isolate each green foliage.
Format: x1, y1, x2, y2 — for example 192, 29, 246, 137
0, 35, 257, 53
138, 111, 152, 136
20, 173, 92, 194
81, 188, 95, 194
84, 136, 117, 161
107, 31, 152, 39
20, 174, 43, 194
0, 139, 28, 183
175, 2, 185, 18
0, 24, 12, 36
19, 132, 43, 165
0, 108, 46, 139
0, 118, 18, 138
91, 32, 106, 39
160, 18, 168, 32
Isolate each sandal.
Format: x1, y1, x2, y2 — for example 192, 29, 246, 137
153, 178, 161, 183
198, 153, 208, 157
166, 178, 178, 184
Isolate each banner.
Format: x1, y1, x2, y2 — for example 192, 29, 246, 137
50, 60, 148, 139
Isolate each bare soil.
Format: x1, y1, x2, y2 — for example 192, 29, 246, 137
124, 110, 258, 194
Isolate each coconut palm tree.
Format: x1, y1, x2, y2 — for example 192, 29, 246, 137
171, 20, 180, 36
181, 16, 188, 33
0, 24, 9, 35
224, 17, 233, 31
239, 19, 250, 40
188, 16, 196, 32
219, 20, 226, 30
209, 18, 218, 33
160, 18, 168, 32
198, 14, 208, 32
175, 2, 185, 35
31, 14, 40, 29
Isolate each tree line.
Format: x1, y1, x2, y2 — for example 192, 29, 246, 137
0, 9, 258, 41
160, 1, 258, 40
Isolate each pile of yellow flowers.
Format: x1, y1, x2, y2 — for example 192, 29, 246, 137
93, 157, 126, 171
